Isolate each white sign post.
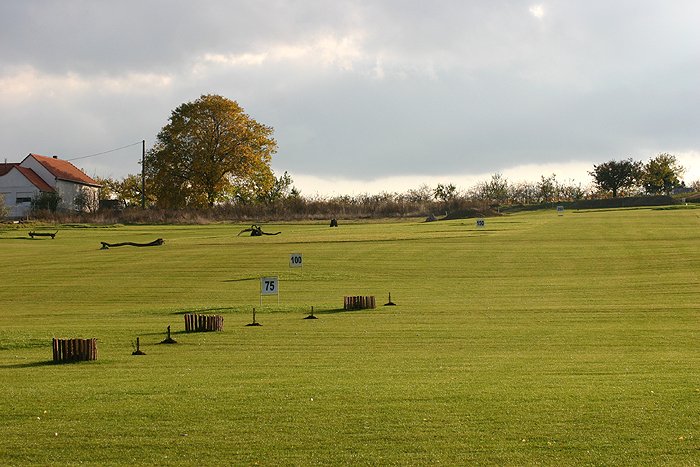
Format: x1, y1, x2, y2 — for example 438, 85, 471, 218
260, 276, 279, 305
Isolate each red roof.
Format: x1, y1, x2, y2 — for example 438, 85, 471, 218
0, 162, 19, 176
26, 153, 101, 187
15, 166, 55, 192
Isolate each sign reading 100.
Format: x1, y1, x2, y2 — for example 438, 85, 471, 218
289, 253, 303, 268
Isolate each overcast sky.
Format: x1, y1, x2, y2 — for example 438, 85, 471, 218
2, 1, 699, 195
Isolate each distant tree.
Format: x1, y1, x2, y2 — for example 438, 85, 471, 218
433, 183, 457, 202
537, 174, 558, 203
641, 153, 685, 195
558, 179, 586, 201
31, 192, 61, 212
509, 181, 538, 205
145, 94, 277, 209
690, 180, 700, 192
93, 176, 118, 201
92, 175, 146, 208
73, 188, 99, 213
116, 174, 147, 207
475, 173, 509, 204
405, 184, 433, 203
589, 158, 643, 197
0, 193, 8, 218
258, 171, 297, 203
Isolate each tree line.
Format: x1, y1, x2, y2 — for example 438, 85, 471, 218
8, 93, 696, 221
97, 94, 692, 208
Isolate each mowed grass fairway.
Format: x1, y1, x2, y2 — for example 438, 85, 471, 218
1, 208, 698, 465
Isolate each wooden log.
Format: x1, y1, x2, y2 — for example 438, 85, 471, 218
52, 338, 59, 362
185, 313, 223, 332
100, 238, 164, 249
343, 296, 376, 310
69, 339, 76, 361
52, 338, 97, 363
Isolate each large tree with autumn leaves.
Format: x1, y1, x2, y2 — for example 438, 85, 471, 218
145, 94, 277, 208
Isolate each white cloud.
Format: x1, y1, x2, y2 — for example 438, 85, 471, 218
0, 67, 172, 103
99, 73, 173, 94
289, 160, 596, 197
314, 34, 364, 70
195, 33, 366, 73
529, 4, 545, 19
0, 67, 86, 101
667, 151, 700, 183
201, 52, 268, 67
192, 32, 441, 81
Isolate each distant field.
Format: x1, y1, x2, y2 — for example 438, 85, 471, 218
1, 207, 698, 465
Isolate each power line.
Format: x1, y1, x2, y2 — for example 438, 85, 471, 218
66, 141, 143, 162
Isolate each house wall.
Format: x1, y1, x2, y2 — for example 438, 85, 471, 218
20, 156, 57, 188
0, 156, 101, 216
0, 169, 40, 217
55, 180, 99, 211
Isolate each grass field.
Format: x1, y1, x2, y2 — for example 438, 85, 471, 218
1, 207, 698, 465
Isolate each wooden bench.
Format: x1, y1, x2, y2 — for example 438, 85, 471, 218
29, 231, 57, 239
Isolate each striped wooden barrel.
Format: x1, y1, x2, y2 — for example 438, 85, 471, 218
184, 313, 224, 332
343, 296, 376, 310
52, 338, 97, 363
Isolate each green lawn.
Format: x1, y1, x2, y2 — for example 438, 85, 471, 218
1, 207, 698, 465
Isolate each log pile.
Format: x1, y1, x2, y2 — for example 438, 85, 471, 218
343, 296, 376, 310
52, 338, 97, 363
184, 313, 224, 332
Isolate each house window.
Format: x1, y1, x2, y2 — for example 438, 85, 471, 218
16, 192, 33, 204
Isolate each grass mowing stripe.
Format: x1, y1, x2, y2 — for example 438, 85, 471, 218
0, 208, 698, 464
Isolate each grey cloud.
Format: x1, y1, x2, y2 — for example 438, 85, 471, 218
1, 1, 699, 184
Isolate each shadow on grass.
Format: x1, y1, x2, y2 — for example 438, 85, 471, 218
0, 360, 59, 369
169, 307, 235, 315
140, 329, 190, 337
222, 277, 257, 283
314, 308, 368, 315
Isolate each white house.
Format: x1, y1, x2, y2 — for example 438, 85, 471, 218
0, 153, 101, 218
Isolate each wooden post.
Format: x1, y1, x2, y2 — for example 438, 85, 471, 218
132, 337, 145, 355
141, 139, 146, 209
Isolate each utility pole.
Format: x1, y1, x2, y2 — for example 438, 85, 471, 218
141, 139, 146, 209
